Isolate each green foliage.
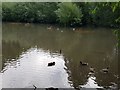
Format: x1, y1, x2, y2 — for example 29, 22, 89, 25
55, 2, 83, 26
2, 3, 19, 21
36, 3, 58, 23
76, 2, 93, 25
87, 2, 120, 27
117, 30, 120, 47
113, 29, 119, 47
2, 2, 120, 28
76, 2, 120, 27
2, 2, 58, 23
90, 3, 114, 26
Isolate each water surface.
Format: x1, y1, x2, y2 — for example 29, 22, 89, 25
1, 23, 118, 89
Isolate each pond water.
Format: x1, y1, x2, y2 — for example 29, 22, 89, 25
1, 23, 118, 89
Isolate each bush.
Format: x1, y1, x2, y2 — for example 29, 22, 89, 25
55, 2, 83, 26
34, 2, 58, 23
2, 2, 58, 23
2, 2, 119, 28
88, 2, 120, 27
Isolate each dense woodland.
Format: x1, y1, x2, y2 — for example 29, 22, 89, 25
2, 2, 120, 27
2, 2, 120, 46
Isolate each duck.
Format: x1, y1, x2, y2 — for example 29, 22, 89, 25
90, 67, 95, 73
109, 82, 117, 89
33, 85, 37, 90
80, 61, 88, 66
73, 28, 75, 31
47, 26, 52, 30
48, 62, 55, 66
46, 87, 58, 90
57, 28, 59, 30
60, 49, 62, 54
101, 67, 109, 73
25, 23, 30, 26
61, 30, 63, 32
114, 74, 119, 79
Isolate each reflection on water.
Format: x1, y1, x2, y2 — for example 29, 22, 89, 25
2, 47, 72, 88
1, 23, 118, 89
80, 76, 103, 89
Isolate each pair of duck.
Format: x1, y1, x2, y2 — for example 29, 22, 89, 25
80, 61, 109, 73
47, 26, 60, 31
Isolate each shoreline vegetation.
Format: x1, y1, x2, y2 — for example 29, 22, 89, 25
2, 2, 120, 28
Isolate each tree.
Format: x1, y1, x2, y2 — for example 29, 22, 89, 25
55, 2, 83, 26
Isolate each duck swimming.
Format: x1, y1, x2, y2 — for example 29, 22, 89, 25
60, 49, 62, 54
33, 85, 37, 90
46, 87, 58, 90
90, 67, 95, 73
73, 28, 75, 31
57, 28, 59, 30
47, 26, 52, 30
101, 67, 109, 73
80, 61, 88, 66
48, 62, 55, 66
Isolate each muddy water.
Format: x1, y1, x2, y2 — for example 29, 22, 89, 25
1, 23, 118, 89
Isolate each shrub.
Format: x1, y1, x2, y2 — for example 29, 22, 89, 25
55, 2, 83, 26
2, 2, 58, 23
